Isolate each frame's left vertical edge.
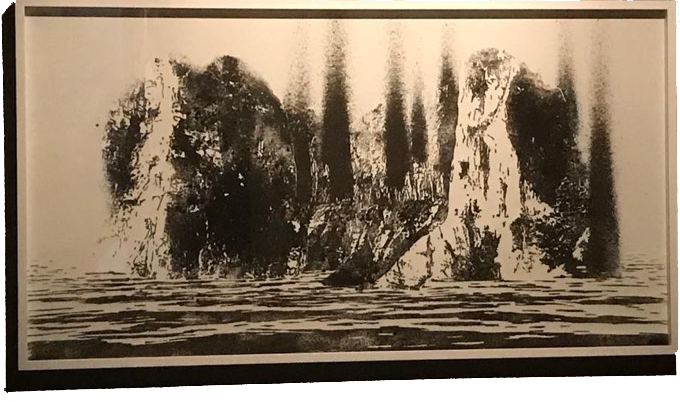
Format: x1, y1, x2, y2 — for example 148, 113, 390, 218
4, 0, 20, 392
15, 0, 29, 379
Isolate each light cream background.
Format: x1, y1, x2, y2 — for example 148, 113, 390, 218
23, 16, 667, 271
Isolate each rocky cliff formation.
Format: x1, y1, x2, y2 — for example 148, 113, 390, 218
377, 49, 588, 288
103, 59, 180, 278
104, 56, 297, 279
105, 49, 604, 285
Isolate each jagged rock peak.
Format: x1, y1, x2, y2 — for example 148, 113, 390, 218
461, 49, 516, 136
377, 49, 568, 289
105, 55, 297, 279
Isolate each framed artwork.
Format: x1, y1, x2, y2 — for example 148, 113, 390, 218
5, 0, 677, 390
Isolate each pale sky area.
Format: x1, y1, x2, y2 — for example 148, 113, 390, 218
22, 17, 668, 271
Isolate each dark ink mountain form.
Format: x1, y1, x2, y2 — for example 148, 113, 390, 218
378, 48, 601, 288
104, 47, 618, 288
105, 57, 297, 279
103, 55, 446, 283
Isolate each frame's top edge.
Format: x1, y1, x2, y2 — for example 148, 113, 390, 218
21, 5, 671, 19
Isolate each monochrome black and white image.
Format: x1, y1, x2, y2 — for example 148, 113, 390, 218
19, 4, 672, 366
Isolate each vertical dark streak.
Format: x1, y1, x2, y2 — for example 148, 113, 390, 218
384, 24, 410, 190
284, 26, 313, 205
289, 114, 314, 204
283, 27, 315, 269
321, 20, 354, 200
410, 74, 428, 165
558, 31, 582, 171
587, 45, 620, 276
436, 36, 459, 190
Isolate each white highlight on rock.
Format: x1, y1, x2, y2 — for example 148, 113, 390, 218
120, 59, 181, 279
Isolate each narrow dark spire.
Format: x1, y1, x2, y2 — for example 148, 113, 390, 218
436, 30, 459, 189
284, 24, 313, 204
587, 42, 620, 277
410, 73, 428, 165
321, 20, 354, 200
384, 24, 410, 190
558, 29, 581, 168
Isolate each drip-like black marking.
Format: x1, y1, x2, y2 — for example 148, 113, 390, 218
586, 49, 620, 277
321, 20, 354, 201
384, 25, 410, 191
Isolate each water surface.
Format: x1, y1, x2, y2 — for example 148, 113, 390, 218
27, 255, 669, 359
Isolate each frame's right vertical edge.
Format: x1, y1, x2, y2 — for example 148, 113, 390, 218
664, 0, 678, 352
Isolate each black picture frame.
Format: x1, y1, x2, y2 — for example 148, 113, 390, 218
4, 2, 677, 391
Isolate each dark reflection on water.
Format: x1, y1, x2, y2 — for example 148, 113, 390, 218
27, 255, 669, 359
